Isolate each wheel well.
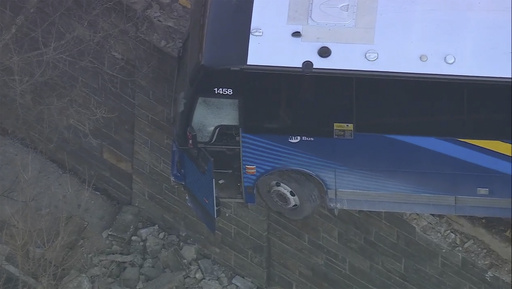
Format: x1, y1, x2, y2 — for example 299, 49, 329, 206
298, 171, 327, 202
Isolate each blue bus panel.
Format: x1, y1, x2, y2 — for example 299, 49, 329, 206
241, 132, 511, 218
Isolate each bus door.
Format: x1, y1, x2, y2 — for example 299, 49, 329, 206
173, 143, 217, 231
172, 96, 241, 231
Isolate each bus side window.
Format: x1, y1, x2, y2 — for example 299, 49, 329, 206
242, 74, 353, 137
355, 78, 465, 137
465, 83, 511, 140
244, 74, 293, 130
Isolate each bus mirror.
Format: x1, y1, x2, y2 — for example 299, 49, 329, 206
187, 126, 198, 148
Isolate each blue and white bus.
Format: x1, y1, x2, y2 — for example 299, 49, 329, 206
171, 0, 512, 231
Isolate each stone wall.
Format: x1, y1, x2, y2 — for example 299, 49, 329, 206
266, 209, 511, 289
0, 0, 181, 204
0, 1, 508, 288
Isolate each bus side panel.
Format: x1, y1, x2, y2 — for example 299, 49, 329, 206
241, 132, 336, 201
241, 132, 511, 218
332, 134, 511, 197
332, 134, 511, 217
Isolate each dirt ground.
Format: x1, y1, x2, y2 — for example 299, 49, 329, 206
0, 134, 120, 287
0, 134, 120, 248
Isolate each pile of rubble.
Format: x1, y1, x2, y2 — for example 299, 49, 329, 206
60, 206, 257, 289
404, 213, 511, 283
0, 136, 258, 289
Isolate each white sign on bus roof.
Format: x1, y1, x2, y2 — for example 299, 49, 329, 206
247, 0, 512, 79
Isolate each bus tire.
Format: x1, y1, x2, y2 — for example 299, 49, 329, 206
256, 170, 320, 220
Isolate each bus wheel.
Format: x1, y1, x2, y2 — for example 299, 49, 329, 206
256, 171, 320, 219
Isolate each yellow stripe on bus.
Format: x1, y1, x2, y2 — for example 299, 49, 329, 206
458, 139, 512, 157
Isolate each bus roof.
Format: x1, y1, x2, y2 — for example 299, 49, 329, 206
245, 0, 511, 80
201, 0, 511, 80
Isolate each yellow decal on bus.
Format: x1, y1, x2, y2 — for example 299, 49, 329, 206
459, 139, 512, 157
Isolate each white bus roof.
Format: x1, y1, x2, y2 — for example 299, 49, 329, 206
247, 0, 512, 79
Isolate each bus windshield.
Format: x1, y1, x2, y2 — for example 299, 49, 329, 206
191, 97, 239, 143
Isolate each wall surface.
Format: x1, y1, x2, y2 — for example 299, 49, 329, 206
0, 1, 509, 288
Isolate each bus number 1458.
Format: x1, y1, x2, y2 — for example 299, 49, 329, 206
213, 88, 233, 95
